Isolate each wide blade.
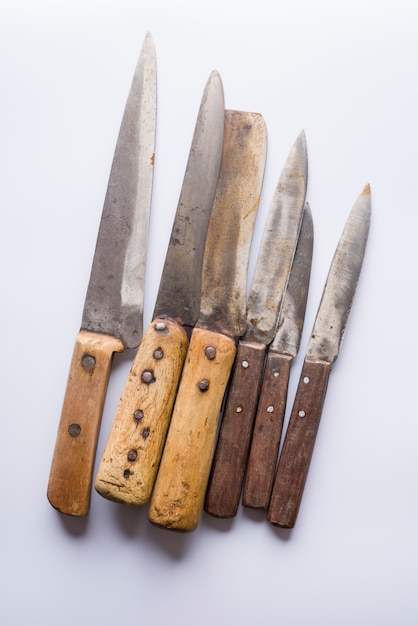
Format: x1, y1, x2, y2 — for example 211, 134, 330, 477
197, 110, 267, 337
306, 184, 371, 364
271, 203, 313, 357
153, 71, 224, 326
243, 131, 308, 345
82, 33, 156, 348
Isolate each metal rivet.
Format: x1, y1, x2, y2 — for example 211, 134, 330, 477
298, 410, 306, 418
82, 354, 96, 370
123, 469, 131, 479
241, 359, 249, 369
198, 379, 210, 391
154, 322, 168, 332
303, 376, 310, 384
68, 423, 81, 437
142, 427, 150, 439
267, 405, 274, 413
153, 348, 164, 360
235, 406, 243, 413
205, 346, 216, 360
133, 409, 144, 422
128, 450, 137, 462
141, 370, 155, 384
273, 371, 280, 378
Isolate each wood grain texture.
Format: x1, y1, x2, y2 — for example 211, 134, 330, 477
95, 319, 188, 505
267, 358, 331, 528
204, 341, 266, 518
243, 352, 292, 509
47, 330, 124, 516
148, 327, 236, 531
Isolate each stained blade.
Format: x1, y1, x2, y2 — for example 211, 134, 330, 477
306, 184, 371, 364
271, 203, 314, 357
153, 71, 224, 326
244, 130, 308, 345
197, 110, 267, 337
82, 33, 156, 348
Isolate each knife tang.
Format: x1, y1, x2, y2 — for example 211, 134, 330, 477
204, 341, 265, 518
242, 351, 292, 509
267, 358, 331, 528
47, 331, 124, 515
94, 319, 188, 504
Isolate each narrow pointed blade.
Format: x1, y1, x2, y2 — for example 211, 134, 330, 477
82, 33, 156, 348
153, 71, 224, 326
272, 203, 314, 356
306, 185, 371, 364
197, 110, 267, 338
244, 131, 308, 345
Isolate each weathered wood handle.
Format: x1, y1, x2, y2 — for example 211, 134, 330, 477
95, 318, 188, 505
243, 351, 292, 509
267, 358, 331, 528
47, 330, 124, 516
148, 327, 236, 531
204, 341, 266, 518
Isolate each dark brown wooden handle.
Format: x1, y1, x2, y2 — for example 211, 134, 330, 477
47, 330, 124, 516
267, 358, 331, 528
204, 341, 266, 518
95, 319, 188, 505
242, 351, 292, 509
148, 327, 236, 531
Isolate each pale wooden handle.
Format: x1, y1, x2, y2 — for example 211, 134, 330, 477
148, 327, 236, 531
95, 318, 188, 505
47, 330, 124, 516
268, 359, 331, 528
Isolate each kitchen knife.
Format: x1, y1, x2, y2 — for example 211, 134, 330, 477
268, 184, 371, 528
47, 33, 157, 516
94, 71, 225, 505
148, 110, 267, 531
204, 132, 308, 518
242, 203, 313, 509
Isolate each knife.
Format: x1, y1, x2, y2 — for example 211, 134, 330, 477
47, 33, 157, 516
242, 203, 313, 509
268, 184, 371, 528
94, 71, 225, 505
148, 110, 267, 531
204, 132, 308, 519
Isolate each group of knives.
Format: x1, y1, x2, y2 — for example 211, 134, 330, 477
47, 33, 371, 531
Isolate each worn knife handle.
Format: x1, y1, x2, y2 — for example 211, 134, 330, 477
204, 341, 266, 518
94, 318, 188, 505
148, 327, 236, 531
242, 351, 292, 509
267, 358, 331, 528
47, 330, 124, 516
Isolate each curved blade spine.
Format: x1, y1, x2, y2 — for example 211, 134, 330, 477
82, 32, 157, 348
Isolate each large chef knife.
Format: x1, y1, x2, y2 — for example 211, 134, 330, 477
204, 132, 308, 518
148, 110, 267, 531
242, 203, 313, 509
94, 71, 224, 505
47, 33, 157, 516
268, 184, 371, 528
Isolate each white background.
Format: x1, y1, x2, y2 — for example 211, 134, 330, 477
1, 1, 417, 624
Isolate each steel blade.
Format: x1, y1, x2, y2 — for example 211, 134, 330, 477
153, 70, 224, 326
306, 184, 371, 364
197, 109, 267, 338
82, 32, 156, 348
271, 203, 313, 357
244, 130, 308, 345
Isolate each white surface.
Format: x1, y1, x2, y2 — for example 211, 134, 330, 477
1, 1, 417, 624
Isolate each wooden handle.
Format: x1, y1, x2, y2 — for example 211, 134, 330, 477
94, 318, 188, 505
148, 327, 236, 531
267, 358, 331, 528
204, 341, 266, 518
242, 351, 292, 509
47, 330, 124, 516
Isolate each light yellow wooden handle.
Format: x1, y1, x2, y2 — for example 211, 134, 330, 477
95, 319, 188, 505
47, 330, 124, 516
148, 327, 236, 531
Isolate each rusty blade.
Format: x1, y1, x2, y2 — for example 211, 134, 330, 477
197, 110, 267, 338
